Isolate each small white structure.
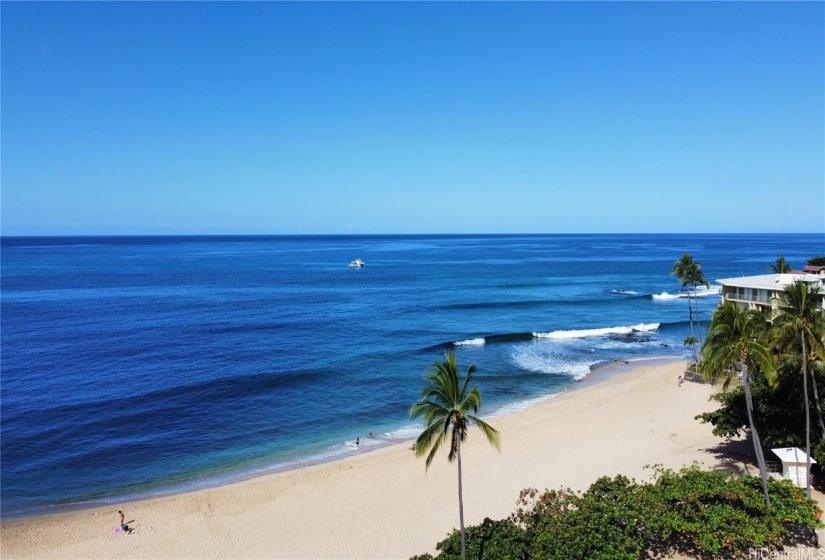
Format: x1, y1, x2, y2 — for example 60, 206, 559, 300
771, 447, 817, 488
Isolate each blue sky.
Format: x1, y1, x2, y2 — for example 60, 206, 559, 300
2, 2, 823, 235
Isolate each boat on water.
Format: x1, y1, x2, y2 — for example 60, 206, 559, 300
349, 258, 365, 268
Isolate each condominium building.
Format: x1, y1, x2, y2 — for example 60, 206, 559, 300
717, 272, 825, 319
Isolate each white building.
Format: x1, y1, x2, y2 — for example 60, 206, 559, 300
771, 447, 817, 488
716, 273, 825, 319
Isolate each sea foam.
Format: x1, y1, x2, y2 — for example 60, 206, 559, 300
453, 337, 486, 346
533, 323, 660, 340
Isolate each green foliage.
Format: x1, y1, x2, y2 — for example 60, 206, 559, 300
807, 256, 825, 267
415, 467, 822, 560
813, 438, 825, 465
696, 368, 811, 448
410, 352, 500, 469
646, 466, 804, 555
530, 475, 649, 560
697, 285, 825, 468
432, 518, 528, 560
769, 256, 792, 273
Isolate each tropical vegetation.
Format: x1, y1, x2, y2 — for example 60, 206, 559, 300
411, 352, 501, 560
411, 466, 822, 560
808, 257, 825, 267
769, 256, 792, 273
772, 281, 824, 498
700, 301, 776, 507
697, 280, 825, 491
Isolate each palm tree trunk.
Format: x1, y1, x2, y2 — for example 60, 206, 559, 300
687, 292, 695, 341
457, 439, 466, 560
808, 367, 825, 439
693, 285, 704, 350
742, 363, 771, 508
803, 329, 812, 499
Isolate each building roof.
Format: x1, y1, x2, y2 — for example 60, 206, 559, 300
716, 273, 824, 290
803, 265, 825, 273
772, 447, 817, 465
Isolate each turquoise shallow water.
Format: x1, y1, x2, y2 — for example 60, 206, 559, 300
1, 233, 822, 517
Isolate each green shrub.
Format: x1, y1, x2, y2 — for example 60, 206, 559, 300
529, 476, 650, 560
431, 517, 528, 560
414, 467, 822, 559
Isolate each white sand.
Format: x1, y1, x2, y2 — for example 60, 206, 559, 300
0, 360, 757, 559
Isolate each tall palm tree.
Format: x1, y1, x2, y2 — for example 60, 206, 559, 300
689, 263, 711, 348
701, 302, 776, 507
410, 352, 501, 560
672, 254, 697, 358
807, 337, 825, 439
773, 334, 825, 440
773, 280, 824, 499
672, 254, 710, 361
769, 256, 793, 274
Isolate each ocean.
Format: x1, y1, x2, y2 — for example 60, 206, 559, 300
1, 233, 822, 517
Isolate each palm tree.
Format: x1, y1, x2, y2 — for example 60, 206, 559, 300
773, 280, 824, 499
672, 254, 710, 361
672, 254, 698, 359
701, 302, 776, 507
689, 264, 711, 348
410, 352, 501, 560
769, 256, 793, 274
773, 334, 825, 440
807, 337, 825, 439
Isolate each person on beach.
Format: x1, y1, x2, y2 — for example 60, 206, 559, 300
118, 510, 132, 534
355, 437, 360, 447
677, 375, 683, 387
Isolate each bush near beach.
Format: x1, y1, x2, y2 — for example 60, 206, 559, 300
698, 364, 825, 466
411, 465, 822, 560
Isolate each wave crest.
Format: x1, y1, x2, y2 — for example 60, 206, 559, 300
453, 338, 485, 346
652, 286, 720, 301
533, 323, 660, 340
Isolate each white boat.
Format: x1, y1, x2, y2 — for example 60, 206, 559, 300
349, 259, 365, 268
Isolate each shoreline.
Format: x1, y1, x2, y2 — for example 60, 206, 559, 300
1, 357, 733, 559
0, 355, 686, 523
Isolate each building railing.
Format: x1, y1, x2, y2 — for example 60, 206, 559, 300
723, 293, 772, 304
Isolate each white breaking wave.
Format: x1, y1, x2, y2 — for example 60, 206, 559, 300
533, 323, 660, 340
383, 424, 424, 441
653, 286, 720, 301
453, 337, 486, 346
489, 393, 562, 417
695, 285, 721, 297
610, 289, 639, 295
511, 347, 595, 380
652, 291, 686, 301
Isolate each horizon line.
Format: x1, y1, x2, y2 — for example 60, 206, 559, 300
2, 232, 823, 239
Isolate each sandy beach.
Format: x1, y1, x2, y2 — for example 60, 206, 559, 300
1, 360, 755, 559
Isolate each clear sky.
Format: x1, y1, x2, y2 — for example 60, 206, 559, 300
2, 2, 823, 235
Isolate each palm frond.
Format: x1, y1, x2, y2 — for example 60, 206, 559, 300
469, 415, 501, 450
410, 352, 500, 470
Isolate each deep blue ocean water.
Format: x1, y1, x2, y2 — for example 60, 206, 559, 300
2, 233, 822, 517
